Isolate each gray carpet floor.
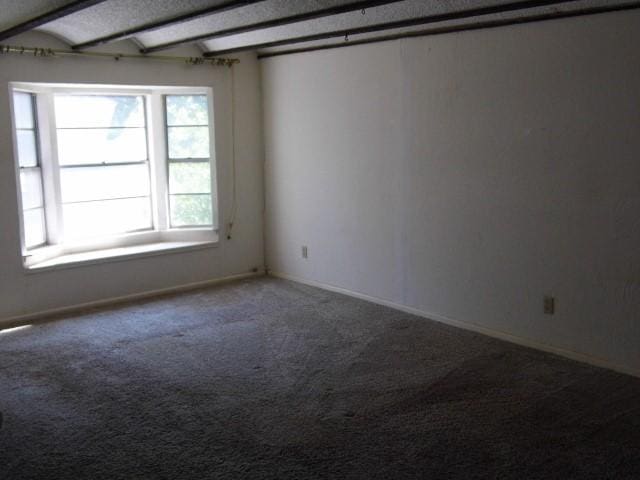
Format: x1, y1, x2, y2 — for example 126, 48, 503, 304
1, 276, 639, 479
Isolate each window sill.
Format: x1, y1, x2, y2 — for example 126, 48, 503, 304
25, 239, 218, 273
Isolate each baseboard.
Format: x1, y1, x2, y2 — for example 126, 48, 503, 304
270, 271, 640, 379
0, 271, 264, 329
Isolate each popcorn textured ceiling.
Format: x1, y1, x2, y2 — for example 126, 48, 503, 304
253, 0, 638, 56
0, 0, 637, 57
137, 0, 362, 49
39, 0, 233, 45
202, 0, 510, 52
0, 0, 71, 31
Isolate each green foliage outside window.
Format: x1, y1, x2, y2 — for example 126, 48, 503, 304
165, 94, 213, 228
170, 195, 212, 227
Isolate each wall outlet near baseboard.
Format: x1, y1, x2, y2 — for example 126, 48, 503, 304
301, 246, 308, 259
544, 296, 555, 315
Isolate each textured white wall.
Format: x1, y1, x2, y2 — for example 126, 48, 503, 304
0, 32, 265, 321
262, 11, 640, 374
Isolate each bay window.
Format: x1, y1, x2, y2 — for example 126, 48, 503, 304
10, 84, 217, 269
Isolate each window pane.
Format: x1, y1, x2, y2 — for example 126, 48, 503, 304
20, 168, 44, 210
57, 128, 147, 165
23, 208, 46, 249
166, 95, 208, 126
61, 164, 150, 203
170, 194, 212, 227
168, 126, 209, 159
16, 130, 38, 167
63, 197, 152, 240
13, 92, 35, 129
55, 95, 145, 128
169, 162, 211, 194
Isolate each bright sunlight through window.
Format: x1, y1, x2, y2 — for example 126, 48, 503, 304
55, 94, 152, 240
10, 84, 217, 269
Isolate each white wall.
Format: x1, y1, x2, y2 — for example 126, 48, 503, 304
0, 32, 264, 322
262, 11, 640, 374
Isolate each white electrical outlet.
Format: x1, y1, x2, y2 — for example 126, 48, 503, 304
302, 246, 308, 259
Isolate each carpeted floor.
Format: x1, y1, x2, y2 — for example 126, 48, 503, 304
0, 276, 639, 479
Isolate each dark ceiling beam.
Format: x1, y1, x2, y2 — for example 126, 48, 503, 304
203, 0, 584, 57
257, 2, 640, 59
72, 0, 265, 50
0, 0, 107, 42
140, 0, 408, 54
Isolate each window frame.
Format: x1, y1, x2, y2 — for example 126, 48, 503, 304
163, 93, 215, 229
54, 93, 155, 240
9, 83, 219, 270
11, 91, 48, 251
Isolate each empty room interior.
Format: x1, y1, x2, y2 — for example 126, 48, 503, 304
1, 1, 640, 478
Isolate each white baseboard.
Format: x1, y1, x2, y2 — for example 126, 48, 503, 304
0, 271, 264, 329
270, 271, 640, 379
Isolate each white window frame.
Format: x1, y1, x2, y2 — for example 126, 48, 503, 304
9, 82, 219, 270
11, 91, 48, 250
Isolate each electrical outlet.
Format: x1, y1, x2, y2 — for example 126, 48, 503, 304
544, 296, 555, 315
301, 246, 308, 259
